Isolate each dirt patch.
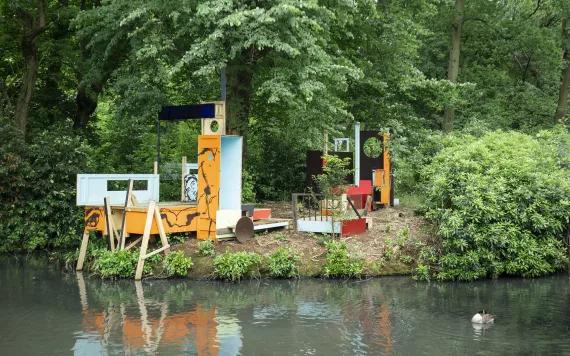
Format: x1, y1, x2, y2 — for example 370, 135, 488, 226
173, 202, 434, 278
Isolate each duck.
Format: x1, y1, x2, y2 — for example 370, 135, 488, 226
471, 310, 495, 324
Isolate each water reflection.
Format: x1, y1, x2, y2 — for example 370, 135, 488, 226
4, 257, 570, 356
76, 274, 222, 355
471, 322, 494, 340
73, 275, 394, 355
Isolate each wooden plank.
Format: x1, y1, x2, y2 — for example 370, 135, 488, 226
153, 161, 158, 174
143, 245, 170, 260
104, 197, 115, 252
135, 200, 156, 280
130, 194, 139, 206
119, 179, 134, 250
154, 206, 170, 255
76, 229, 90, 271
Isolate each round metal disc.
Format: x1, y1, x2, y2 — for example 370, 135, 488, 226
235, 217, 254, 243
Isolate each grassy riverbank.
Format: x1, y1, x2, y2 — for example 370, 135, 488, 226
176, 202, 433, 280
61, 201, 436, 281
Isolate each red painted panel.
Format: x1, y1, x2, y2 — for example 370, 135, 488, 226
252, 209, 271, 219
341, 218, 367, 237
346, 180, 372, 195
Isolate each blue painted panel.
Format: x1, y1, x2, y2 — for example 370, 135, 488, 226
220, 136, 242, 210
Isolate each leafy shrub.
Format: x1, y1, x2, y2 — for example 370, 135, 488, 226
268, 247, 300, 278
214, 248, 261, 281
242, 170, 256, 203
167, 234, 186, 245
324, 240, 363, 278
0, 124, 87, 252
196, 239, 216, 256
93, 250, 136, 279
421, 130, 570, 281
163, 251, 193, 277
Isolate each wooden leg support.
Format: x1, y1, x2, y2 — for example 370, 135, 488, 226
135, 201, 156, 280
76, 228, 90, 271
154, 206, 170, 256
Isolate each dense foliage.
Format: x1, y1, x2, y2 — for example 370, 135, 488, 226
163, 251, 193, 277
421, 130, 570, 280
196, 239, 216, 257
0, 123, 86, 252
267, 247, 300, 278
214, 248, 262, 281
324, 240, 364, 278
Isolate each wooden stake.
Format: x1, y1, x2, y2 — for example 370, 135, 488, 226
181, 156, 187, 201
76, 228, 90, 271
154, 206, 170, 255
119, 179, 134, 250
153, 161, 158, 174
324, 131, 328, 155
135, 200, 156, 280
104, 197, 115, 252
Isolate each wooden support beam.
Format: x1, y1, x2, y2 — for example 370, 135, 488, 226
154, 206, 170, 255
104, 197, 115, 252
153, 161, 158, 174
76, 229, 90, 271
135, 200, 156, 280
119, 179, 134, 250
143, 245, 170, 260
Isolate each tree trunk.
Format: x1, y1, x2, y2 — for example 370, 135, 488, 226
443, 0, 464, 133
227, 52, 253, 163
555, 17, 570, 124
14, 0, 48, 137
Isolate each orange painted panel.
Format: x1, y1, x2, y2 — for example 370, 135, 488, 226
83, 206, 198, 235
84, 207, 105, 232
197, 135, 221, 240
381, 133, 391, 205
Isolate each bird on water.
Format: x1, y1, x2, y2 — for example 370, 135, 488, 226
471, 310, 495, 324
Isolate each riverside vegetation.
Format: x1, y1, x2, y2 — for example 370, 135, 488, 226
2, 0, 570, 282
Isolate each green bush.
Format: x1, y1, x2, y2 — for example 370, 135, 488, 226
196, 239, 215, 256
421, 130, 570, 281
214, 248, 261, 281
93, 250, 136, 279
163, 251, 193, 277
324, 240, 363, 278
0, 124, 87, 252
267, 247, 300, 278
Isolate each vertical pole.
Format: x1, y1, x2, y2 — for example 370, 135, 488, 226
292, 194, 298, 232
181, 156, 187, 201
153, 161, 158, 174
157, 118, 161, 173
354, 122, 360, 187
323, 131, 328, 155
104, 197, 115, 252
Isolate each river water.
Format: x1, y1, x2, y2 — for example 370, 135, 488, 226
1, 257, 570, 355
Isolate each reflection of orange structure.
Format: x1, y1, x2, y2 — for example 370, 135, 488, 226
81, 303, 220, 355
78, 275, 220, 355
373, 304, 392, 351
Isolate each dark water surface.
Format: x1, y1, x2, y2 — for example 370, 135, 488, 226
1, 257, 570, 355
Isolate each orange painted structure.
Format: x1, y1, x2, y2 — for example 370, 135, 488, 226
83, 135, 222, 241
